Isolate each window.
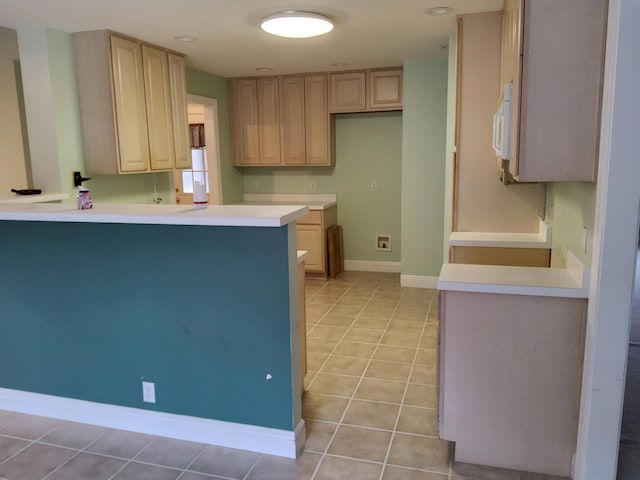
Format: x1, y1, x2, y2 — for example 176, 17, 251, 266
181, 146, 209, 194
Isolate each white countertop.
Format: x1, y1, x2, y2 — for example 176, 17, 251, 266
240, 194, 337, 210
0, 203, 308, 228
449, 219, 551, 248
0, 192, 70, 204
438, 251, 589, 298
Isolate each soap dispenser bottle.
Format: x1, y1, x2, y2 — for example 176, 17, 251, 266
77, 186, 93, 209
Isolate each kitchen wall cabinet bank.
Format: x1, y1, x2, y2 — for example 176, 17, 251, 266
74, 31, 191, 175
329, 68, 403, 113
229, 75, 333, 167
500, 0, 607, 182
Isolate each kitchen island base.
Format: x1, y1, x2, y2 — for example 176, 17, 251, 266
0, 204, 309, 457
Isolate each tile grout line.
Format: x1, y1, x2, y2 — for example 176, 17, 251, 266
105, 435, 157, 480
303, 277, 354, 390
379, 290, 439, 480
309, 273, 406, 480
38, 424, 114, 480
305, 273, 375, 393
0, 419, 64, 471
306, 273, 389, 479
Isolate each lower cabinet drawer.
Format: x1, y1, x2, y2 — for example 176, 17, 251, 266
297, 210, 322, 225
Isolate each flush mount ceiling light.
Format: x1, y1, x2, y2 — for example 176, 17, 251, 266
260, 11, 334, 38
425, 6, 453, 15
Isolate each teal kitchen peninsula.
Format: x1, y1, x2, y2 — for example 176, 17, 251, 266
0, 203, 308, 457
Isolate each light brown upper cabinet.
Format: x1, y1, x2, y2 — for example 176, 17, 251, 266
256, 78, 282, 165
141, 45, 174, 171
74, 31, 191, 175
280, 74, 332, 166
168, 53, 191, 169
328, 72, 366, 112
229, 74, 333, 167
329, 68, 403, 113
229, 77, 283, 166
229, 79, 260, 165
500, 0, 607, 182
367, 69, 403, 111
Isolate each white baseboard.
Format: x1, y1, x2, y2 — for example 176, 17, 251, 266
344, 260, 401, 273
400, 275, 439, 289
0, 388, 303, 458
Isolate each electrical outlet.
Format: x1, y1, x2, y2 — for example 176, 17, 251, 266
309, 181, 316, 191
142, 381, 156, 403
371, 180, 378, 192
251, 181, 258, 192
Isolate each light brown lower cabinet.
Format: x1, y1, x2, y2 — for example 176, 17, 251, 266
438, 290, 586, 477
296, 206, 338, 276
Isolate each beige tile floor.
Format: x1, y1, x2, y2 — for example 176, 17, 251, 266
0, 272, 567, 480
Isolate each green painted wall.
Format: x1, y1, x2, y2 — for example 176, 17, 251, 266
87, 173, 172, 204
0, 220, 294, 430
45, 28, 84, 198
547, 182, 597, 267
241, 112, 403, 263
17, 27, 69, 195
401, 58, 448, 278
186, 68, 243, 204
335, 112, 402, 263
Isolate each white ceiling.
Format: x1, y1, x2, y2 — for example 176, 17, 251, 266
0, 0, 503, 78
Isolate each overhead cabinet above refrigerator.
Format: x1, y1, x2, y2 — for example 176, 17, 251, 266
497, 0, 608, 183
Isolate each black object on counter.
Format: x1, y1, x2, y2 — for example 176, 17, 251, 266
73, 171, 91, 187
11, 188, 42, 195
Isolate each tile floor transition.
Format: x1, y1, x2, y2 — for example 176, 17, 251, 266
0, 272, 567, 480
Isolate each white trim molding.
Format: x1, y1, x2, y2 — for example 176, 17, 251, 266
0, 388, 304, 458
344, 260, 401, 273
400, 275, 439, 289
574, 0, 640, 478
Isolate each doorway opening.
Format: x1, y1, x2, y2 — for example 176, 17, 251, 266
173, 94, 222, 205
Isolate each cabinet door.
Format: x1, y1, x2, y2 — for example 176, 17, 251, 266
110, 35, 150, 172
142, 45, 175, 171
231, 79, 260, 165
367, 69, 403, 110
296, 225, 324, 272
305, 74, 331, 165
329, 72, 366, 112
281, 76, 306, 165
507, 0, 606, 182
256, 77, 281, 165
168, 53, 191, 169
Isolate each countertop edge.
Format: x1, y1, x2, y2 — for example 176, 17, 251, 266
0, 204, 309, 228
437, 279, 588, 299
241, 194, 337, 210
0, 193, 70, 204
449, 219, 552, 249
437, 253, 589, 299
